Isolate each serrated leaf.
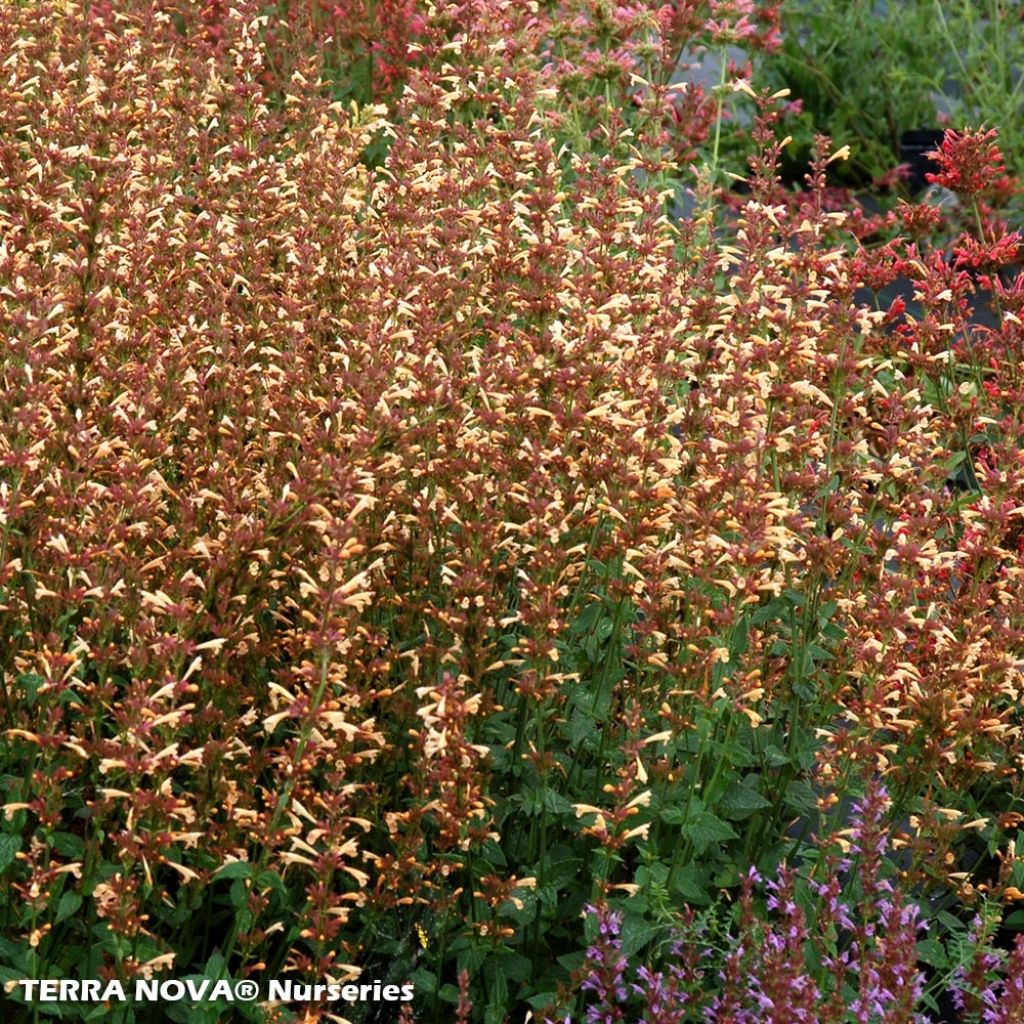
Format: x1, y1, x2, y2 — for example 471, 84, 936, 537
619, 914, 662, 957
916, 938, 948, 969
409, 967, 437, 994
763, 744, 790, 768
685, 811, 738, 852
567, 710, 596, 749
527, 991, 560, 1010
784, 780, 819, 816
751, 598, 786, 626
720, 782, 771, 820
714, 863, 740, 888
937, 910, 965, 933
0, 835, 20, 871
438, 983, 461, 1005
718, 739, 757, 769
540, 787, 573, 816
543, 846, 583, 887
660, 805, 689, 826
669, 863, 711, 904
203, 951, 227, 980
493, 951, 532, 983
456, 944, 487, 977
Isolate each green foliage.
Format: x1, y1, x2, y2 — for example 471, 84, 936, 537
762, 0, 1024, 185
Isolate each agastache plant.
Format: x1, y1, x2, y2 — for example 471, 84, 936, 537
3, 2, 1024, 1022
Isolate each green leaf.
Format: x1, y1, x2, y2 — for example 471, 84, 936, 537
556, 951, 585, 977
783, 780, 819, 816
619, 915, 662, 957
17, 673, 43, 708
937, 910, 965, 933
668, 863, 711, 904
807, 643, 833, 664
636, 861, 668, 888
203, 951, 228, 981
438, 983, 462, 1005
515, 786, 572, 818
567, 710, 596, 749
212, 861, 252, 882
792, 679, 816, 701
0, 941, 29, 974
409, 968, 437, 994
456, 944, 487, 977
255, 870, 286, 893
543, 846, 583, 887
751, 598, 787, 626
714, 863, 740, 888
719, 738, 757, 769
0, 966, 26, 993
0, 834, 20, 871
48, 832, 85, 859
659, 805, 689, 826
916, 938, 948, 969
720, 782, 771, 820
56, 892, 83, 923
944, 450, 966, 473
539, 787, 573, 816
484, 958, 509, 1007
229, 879, 248, 908
493, 951, 531, 983
685, 811, 738, 853
527, 991, 560, 1011
480, 839, 507, 868
166, 1003, 217, 1024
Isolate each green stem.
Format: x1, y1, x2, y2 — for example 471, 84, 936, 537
219, 647, 333, 968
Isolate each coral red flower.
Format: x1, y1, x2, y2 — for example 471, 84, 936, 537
926, 127, 1008, 201
952, 230, 1021, 272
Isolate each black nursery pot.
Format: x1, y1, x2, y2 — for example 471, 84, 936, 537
899, 128, 946, 195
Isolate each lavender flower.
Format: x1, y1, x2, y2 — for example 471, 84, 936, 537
983, 934, 1024, 1024
579, 904, 629, 1023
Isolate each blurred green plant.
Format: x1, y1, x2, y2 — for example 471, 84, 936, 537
761, 0, 1024, 188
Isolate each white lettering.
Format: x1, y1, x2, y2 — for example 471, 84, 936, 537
135, 980, 160, 1001
267, 980, 292, 1000
161, 980, 185, 1001
184, 979, 211, 1000
104, 981, 127, 1001
18, 980, 126, 1003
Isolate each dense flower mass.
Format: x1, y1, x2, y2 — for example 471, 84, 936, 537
1, 2, 1024, 1023
926, 128, 1009, 201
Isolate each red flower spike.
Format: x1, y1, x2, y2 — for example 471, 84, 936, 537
926, 127, 1008, 201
